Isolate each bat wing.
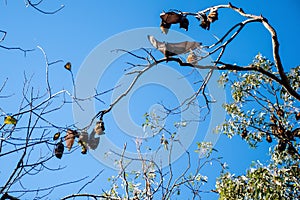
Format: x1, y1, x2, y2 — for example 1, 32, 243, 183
160, 12, 181, 24
148, 35, 167, 54
166, 41, 201, 55
148, 35, 201, 56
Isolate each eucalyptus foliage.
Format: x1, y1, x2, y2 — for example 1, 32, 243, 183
216, 54, 300, 199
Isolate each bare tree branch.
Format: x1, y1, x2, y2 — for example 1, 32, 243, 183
26, 0, 64, 15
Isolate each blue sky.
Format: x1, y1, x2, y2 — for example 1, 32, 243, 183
0, 0, 300, 199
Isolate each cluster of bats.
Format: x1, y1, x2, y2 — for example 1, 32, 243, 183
241, 109, 300, 156
159, 9, 218, 34
54, 120, 105, 159
148, 9, 218, 64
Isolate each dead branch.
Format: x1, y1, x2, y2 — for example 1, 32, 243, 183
77, 170, 104, 194
26, 0, 64, 15
61, 193, 121, 200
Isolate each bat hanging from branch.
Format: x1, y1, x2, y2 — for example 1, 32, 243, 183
148, 35, 202, 58
160, 11, 189, 34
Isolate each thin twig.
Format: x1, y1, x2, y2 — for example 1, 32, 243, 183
26, 0, 64, 14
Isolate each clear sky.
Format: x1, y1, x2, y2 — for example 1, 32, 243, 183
0, 0, 300, 199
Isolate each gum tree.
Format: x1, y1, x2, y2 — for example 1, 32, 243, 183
63, 2, 299, 199
87, 2, 300, 199
150, 3, 300, 200
1, 2, 299, 200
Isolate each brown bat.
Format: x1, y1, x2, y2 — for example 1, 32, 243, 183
148, 35, 201, 58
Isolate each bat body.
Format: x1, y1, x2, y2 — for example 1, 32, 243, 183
148, 35, 201, 58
